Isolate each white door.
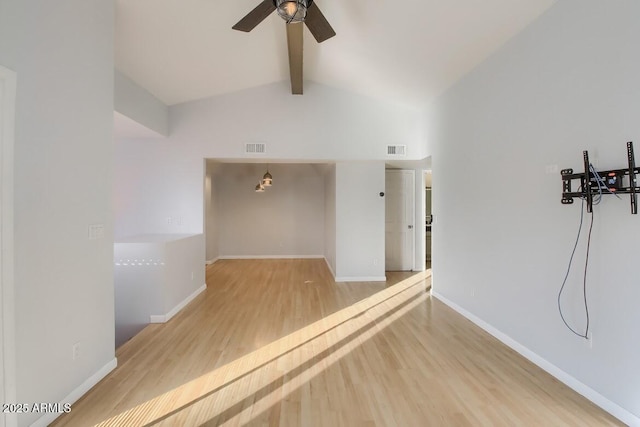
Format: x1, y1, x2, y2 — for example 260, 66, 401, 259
0, 74, 5, 427
385, 170, 415, 271
0, 65, 16, 427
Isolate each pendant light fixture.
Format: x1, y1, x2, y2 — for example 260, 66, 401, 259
255, 181, 265, 192
262, 168, 273, 187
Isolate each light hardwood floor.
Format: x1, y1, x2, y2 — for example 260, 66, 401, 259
52, 259, 621, 426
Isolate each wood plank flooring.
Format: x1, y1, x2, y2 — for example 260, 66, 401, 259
52, 259, 621, 426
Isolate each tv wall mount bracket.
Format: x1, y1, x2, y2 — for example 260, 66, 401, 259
561, 141, 639, 214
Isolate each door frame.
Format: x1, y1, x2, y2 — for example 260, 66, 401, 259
0, 64, 17, 427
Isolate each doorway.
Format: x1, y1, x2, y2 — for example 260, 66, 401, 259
425, 171, 432, 269
0, 65, 16, 427
385, 170, 415, 271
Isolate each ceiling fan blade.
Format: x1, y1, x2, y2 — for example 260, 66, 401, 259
286, 23, 303, 95
232, 0, 276, 32
304, 3, 336, 43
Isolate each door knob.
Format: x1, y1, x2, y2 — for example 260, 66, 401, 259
408, 225, 413, 229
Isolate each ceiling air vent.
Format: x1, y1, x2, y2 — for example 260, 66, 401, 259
245, 143, 267, 154
386, 145, 407, 156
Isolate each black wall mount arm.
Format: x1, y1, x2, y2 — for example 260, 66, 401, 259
561, 141, 640, 214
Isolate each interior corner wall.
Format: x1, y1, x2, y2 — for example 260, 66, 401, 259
204, 162, 219, 262
114, 69, 169, 137
0, 1, 116, 426
216, 163, 325, 258
323, 164, 336, 275
430, 0, 640, 422
335, 162, 386, 280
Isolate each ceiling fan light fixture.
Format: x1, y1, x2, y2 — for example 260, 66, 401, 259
275, 0, 309, 23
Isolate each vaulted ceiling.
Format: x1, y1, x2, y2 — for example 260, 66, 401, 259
115, 0, 556, 108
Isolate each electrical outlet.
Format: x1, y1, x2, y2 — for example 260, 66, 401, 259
191, 271, 194, 280
88, 224, 104, 240
72, 342, 80, 360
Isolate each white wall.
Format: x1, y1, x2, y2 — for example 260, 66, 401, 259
324, 165, 336, 275
204, 162, 219, 262
114, 70, 168, 136
115, 82, 424, 238
430, 0, 640, 423
115, 82, 425, 280
216, 163, 325, 258
0, 1, 116, 426
114, 234, 205, 347
335, 162, 386, 281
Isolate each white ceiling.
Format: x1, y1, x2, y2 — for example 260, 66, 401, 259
115, 0, 556, 108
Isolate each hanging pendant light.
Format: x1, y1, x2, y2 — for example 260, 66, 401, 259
255, 181, 265, 192
262, 169, 273, 187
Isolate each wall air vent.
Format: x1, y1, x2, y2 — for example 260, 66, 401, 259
245, 143, 267, 154
386, 145, 407, 156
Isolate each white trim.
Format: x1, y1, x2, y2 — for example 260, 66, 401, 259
323, 257, 335, 278
205, 257, 219, 265
334, 276, 387, 282
431, 291, 640, 427
0, 65, 16, 427
218, 255, 325, 260
30, 358, 118, 427
149, 284, 206, 324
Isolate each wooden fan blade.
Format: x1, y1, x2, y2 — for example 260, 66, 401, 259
232, 0, 276, 32
286, 23, 303, 95
304, 3, 335, 43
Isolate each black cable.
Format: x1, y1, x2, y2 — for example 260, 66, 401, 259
558, 190, 595, 340
583, 208, 594, 338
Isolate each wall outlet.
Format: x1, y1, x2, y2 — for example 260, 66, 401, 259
191, 271, 194, 280
88, 224, 105, 240
166, 216, 183, 226
72, 342, 80, 360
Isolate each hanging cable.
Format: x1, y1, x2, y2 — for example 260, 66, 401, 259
557, 196, 590, 339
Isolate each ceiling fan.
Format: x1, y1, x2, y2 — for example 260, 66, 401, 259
232, 0, 336, 95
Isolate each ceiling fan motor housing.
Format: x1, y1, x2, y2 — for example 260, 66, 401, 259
275, 0, 313, 23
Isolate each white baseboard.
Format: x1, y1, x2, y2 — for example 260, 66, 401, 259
334, 276, 387, 282
431, 291, 640, 427
323, 257, 335, 278
321, 259, 386, 283
30, 358, 117, 427
218, 255, 324, 260
205, 257, 219, 265
150, 284, 206, 324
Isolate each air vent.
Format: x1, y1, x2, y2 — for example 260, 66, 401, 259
386, 145, 407, 156
245, 143, 267, 154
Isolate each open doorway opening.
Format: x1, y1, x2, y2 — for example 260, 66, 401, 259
425, 170, 432, 270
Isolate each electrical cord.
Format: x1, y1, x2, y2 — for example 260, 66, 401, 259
589, 164, 622, 203
557, 196, 590, 339
558, 163, 623, 339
